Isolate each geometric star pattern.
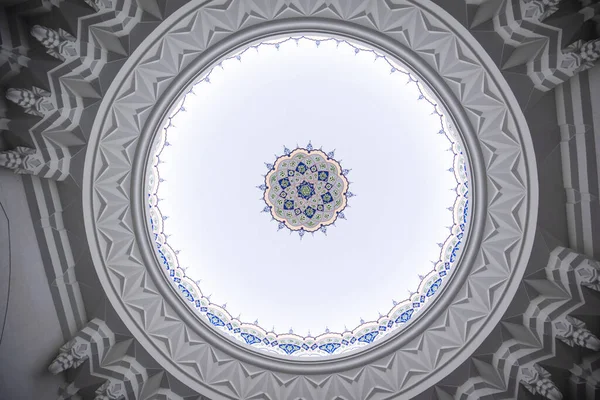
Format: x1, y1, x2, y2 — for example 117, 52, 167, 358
84, 0, 537, 398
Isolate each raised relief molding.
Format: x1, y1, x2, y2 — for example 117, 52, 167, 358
83, 1, 536, 398
521, 364, 563, 400
555, 315, 600, 350
5, 87, 55, 118
457, 246, 600, 398
49, 319, 183, 400
0, 146, 43, 175
84, 0, 113, 12
30, 25, 77, 62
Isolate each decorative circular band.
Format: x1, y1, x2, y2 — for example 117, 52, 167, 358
83, 1, 537, 398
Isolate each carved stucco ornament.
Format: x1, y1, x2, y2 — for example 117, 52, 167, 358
0, 146, 43, 175
561, 38, 600, 75
5, 87, 54, 117
576, 259, 600, 291
524, 0, 561, 20
555, 315, 600, 350
83, 0, 537, 398
30, 25, 77, 61
94, 380, 126, 400
48, 337, 90, 374
521, 364, 563, 400
84, 0, 112, 12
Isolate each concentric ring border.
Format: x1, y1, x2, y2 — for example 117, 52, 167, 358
83, 1, 537, 398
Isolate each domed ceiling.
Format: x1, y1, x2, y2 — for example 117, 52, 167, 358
146, 36, 469, 357
1, 0, 600, 399
83, 1, 537, 397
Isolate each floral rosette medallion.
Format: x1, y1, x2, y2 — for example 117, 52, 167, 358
261, 143, 352, 236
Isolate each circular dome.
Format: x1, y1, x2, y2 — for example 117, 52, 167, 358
84, 2, 537, 397
145, 36, 469, 357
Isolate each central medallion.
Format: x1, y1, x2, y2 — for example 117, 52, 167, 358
261, 144, 351, 235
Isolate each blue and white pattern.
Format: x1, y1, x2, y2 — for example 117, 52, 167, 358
146, 36, 470, 357
262, 146, 351, 236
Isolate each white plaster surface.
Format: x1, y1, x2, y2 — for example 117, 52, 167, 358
0, 170, 66, 400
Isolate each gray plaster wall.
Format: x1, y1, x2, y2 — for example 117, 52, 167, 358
0, 170, 66, 400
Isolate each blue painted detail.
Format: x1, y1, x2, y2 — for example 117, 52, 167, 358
200, 307, 208, 312
233, 328, 241, 333
296, 181, 315, 200
396, 309, 414, 323
279, 343, 300, 354
278, 177, 291, 189
319, 343, 341, 354
241, 333, 261, 345
283, 200, 295, 210
426, 278, 442, 297
206, 313, 225, 327
358, 331, 379, 344
295, 162, 307, 174
321, 192, 333, 204
304, 206, 316, 219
